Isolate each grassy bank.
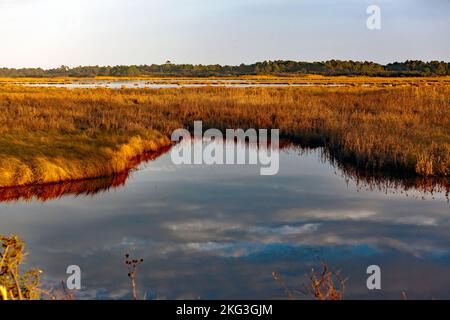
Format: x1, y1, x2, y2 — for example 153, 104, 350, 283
0, 130, 170, 188
0, 82, 449, 188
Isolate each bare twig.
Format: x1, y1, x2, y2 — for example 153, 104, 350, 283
124, 253, 144, 300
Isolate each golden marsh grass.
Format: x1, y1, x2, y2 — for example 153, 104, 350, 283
0, 81, 449, 188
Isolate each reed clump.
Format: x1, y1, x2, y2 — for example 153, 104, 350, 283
0, 82, 449, 187
272, 260, 347, 300
0, 235, 42, 300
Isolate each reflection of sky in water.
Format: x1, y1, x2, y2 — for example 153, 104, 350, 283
0, 144, 449, 299
21, 80, 347, 89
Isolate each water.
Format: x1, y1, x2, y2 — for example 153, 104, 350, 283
16, 79, 347, 89
0, 142, 449, 300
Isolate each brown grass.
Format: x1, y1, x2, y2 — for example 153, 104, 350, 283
0, 82, 449, 188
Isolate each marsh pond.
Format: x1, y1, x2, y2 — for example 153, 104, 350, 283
0, 141, 449, 299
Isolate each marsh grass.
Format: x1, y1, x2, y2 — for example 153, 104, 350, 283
0, 129, 170, 187
0, 146, 171, 202
0, 82, 449, 187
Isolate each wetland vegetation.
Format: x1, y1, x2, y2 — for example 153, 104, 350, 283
0, 80, 449, 189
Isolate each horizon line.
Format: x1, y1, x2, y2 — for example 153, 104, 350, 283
2, 59, 450, 70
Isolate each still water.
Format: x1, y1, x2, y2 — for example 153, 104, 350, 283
0, 142, 449, 299
19, 79, 346, 89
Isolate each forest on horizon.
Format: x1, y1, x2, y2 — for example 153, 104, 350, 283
1, 60, 449, 78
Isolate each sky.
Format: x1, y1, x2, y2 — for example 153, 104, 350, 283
0, 0, 449, 68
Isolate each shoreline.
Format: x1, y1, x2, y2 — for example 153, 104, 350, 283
1, 75, 450, 85
0, 140, 448, 201
0, 145, 173, 202
0, 132, 172, 189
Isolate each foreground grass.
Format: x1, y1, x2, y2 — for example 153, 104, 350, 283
0, 82, 449, 188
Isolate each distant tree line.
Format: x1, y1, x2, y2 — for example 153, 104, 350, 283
1, 60, 449, 77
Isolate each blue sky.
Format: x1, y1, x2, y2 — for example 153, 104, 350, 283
0, 0, 449, 68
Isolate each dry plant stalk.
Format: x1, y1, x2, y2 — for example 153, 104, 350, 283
303, 260, 347, 300
273, 260, 347, 300
124, 253, 144, 300
272, 272, 294, 300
